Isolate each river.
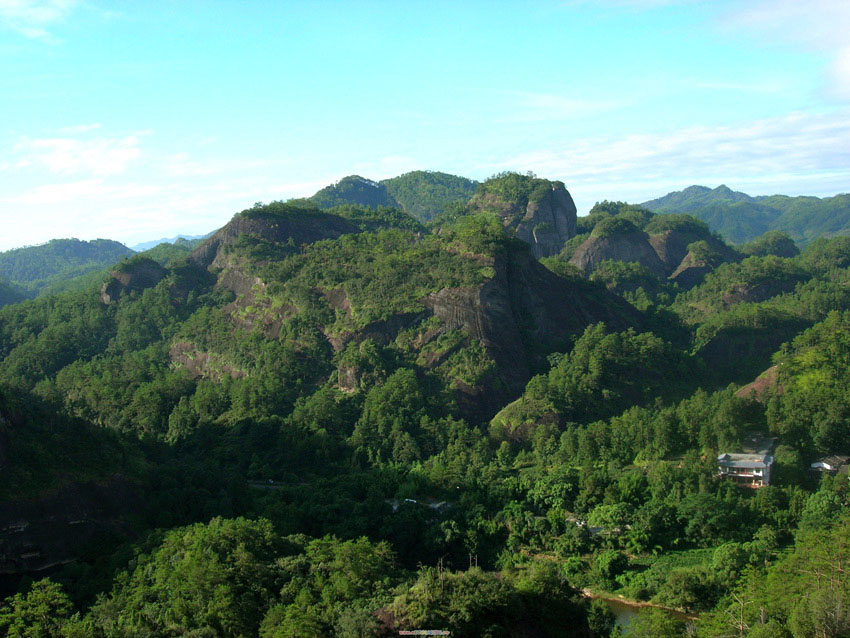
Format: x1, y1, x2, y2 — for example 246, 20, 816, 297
595, 595, 696, 635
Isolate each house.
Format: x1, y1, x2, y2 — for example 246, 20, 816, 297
810, 455, 850, 474
717, 453, 774, 488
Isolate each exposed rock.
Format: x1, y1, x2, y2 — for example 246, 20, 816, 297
0, 475, 139, 576
425, 246, 642, 396
490, 395, 560, 443
721, 280, 799, 309
469, 181, 577, 258
325, 311, 429, 353
336, 363, 361, 393
669, 251, 715, 289
191, 207, 361, 270
169, 342, 247, 380
100, 257, 167, 304
735, 365, 782, 402
217, 265, 263, 297
569, 231, 666, 277
648, 230, 734, 275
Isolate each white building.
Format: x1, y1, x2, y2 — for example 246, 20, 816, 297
717, 453, 774, 488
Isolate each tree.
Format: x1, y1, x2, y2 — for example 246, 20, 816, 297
0, 578, 74, 638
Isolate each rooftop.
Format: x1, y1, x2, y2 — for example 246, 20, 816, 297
717, 453, 773, 469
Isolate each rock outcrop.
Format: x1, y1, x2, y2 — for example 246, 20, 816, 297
468, 179, 577, 258
669, 251, 715, 289
425, 246, 642, 396
648, 230, 730, 273
190, 206, 361, 271
569, 230, 666, 277
100, 257, 167, 304
735, 365, 782, 402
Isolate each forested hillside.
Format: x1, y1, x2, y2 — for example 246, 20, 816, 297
0, 239, 133, 302
643, 185, 850, 246
2, 174, 850, 637
382, 170, 479, 221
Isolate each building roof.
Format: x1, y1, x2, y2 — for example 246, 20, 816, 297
811, 455, 850, 469
717, 453, 773, 469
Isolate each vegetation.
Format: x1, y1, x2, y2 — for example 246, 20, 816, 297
309, 175, 398, 210
644, 184, 850, 246
381, 170, 479, 222
5, 182, 850, 636
0, 238, 133, 301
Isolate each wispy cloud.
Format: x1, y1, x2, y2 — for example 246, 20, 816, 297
0, 0, 77, 40
59, 122, 101, 134
164, 152, 268, 179
480, 109, 850, 209
723, 0, 850, 99
14, 133, 144, 177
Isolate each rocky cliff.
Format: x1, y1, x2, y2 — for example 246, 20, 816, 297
569, 229, 666, 277
190, 205, 361, 270
468, 176, 577, 258
100, 257, 167, 304
424, 245, 642, 397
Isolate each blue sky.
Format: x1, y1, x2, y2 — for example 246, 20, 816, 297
1, 0, 849, 250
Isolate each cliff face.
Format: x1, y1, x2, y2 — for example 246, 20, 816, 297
569, 231, 666, 277
570, 226, 738, 289
190, 211, 361, 270
100, 258, 167, 304
469, 181, 578, 258
425, 246, 642, 396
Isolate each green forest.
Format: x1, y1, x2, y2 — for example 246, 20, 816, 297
2, 172, 850, 637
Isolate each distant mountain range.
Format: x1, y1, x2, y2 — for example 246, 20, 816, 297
3, 174, 849, 310
131, 233, 212, 252
643, 184, 850, 246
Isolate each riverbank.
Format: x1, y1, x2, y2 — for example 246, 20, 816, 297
582, 588, 699, 622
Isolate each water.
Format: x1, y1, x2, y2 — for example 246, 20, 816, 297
597, 596, 695, 636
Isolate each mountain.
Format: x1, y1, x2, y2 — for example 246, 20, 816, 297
131, 233, 211, 252
7, 173, 850, 636
643, 185, 850, 246
642, 184, 753, 212
467, 172, 578, 258
0, 238, 134, 302
559, 201, 738, 291
309, 171, 479, 223
310, 175, 399, 209
381, 170, 479, 221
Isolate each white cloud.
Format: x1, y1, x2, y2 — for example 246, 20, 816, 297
724, 0, 850, 99
0, 0, 77, 40
479, 109, 850, 210
15, 134, 143, 177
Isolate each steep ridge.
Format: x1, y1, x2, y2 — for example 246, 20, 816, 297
190, 203, 362, 270
425, 245, 641, 396
468, 173, 578, 258
180, 207, 642, 420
